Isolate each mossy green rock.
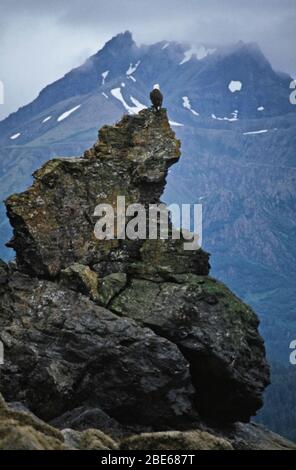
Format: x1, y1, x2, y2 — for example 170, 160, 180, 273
0, 271, 197, 428
0, 393, 117, 450
6, 109, 200, 279
60, 263, 99, 300
120, 430, 233, 450
111, 274, 269, 422
0, 393, 65, 450
62, 428, 117, 450
96, 272, 127, 306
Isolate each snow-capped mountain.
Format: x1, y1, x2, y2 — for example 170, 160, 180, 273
0, 31, 294, 149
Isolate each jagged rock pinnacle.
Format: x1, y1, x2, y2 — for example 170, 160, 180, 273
5, 109, 187, 278
0, 109, 269, 435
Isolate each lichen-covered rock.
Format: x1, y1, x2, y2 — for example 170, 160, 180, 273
130, 238, 210, 280
60, 263, 99, 300
62, 428, 117, 450
0, 259, 8, 287
95, 272, 127, 306
1, 393, 295, 451
209, 422, 296, 451
120, 430, 233, 450
0, 270, 197, 429
1, 109, 271, 445
50, 405, 126, 438
6, 109, 205, 279
110, 274, 270, 422
0, 393, 65, 450
0, 393, 118, 450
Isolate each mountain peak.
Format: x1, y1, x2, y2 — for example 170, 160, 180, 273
239, 41, 267, 58
224, 40, 271, 66
104, 30, 135, 50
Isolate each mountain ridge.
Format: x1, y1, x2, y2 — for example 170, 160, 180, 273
0, 32, 293, 137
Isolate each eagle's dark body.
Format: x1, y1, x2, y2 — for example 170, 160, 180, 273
150, 88, 163, 111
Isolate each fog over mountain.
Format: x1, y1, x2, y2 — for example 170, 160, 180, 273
0, 0, 296, 120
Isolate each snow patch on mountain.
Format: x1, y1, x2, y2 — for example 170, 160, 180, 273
182, 96, 199, 116
57, 105, 81, 122
42, 116, 52, 123
111, 88, 126, 106
111, 87, 146, 114
10, 133, 21, 140
180, 45, 216, 64
232, 110, 239, 120
128, 76, 136, 82
212, 110, 239, 121
101, 71, 109, 85
257, 106, 264, 111
169, 120, 184, 127
102, 92, 108, 99
162, 43, 170, 50
243, 129, 268, 135
179, 48, 196, 65
195, 45, 216, 59
228, 81, 242, 92
126, 61, 141, 75
130, 96, 146, 113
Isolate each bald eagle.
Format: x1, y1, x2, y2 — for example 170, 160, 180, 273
150, 84, 163, 111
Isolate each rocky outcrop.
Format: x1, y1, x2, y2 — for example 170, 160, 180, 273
50, 405, 127, 439
6, 110, 209, 280
5, 110, 180, 278
208, 422, 296, 451
0, 270, 196, 429
110, 274, 268, 422
0, 393, 65, 450
0, 393, 117, 450
122, 424, 296, 451
2, 393, 294, 451
0, 108, 274, 448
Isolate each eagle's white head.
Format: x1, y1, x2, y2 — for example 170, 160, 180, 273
153, 84, 160, 90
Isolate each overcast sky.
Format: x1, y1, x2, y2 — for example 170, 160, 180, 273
0, 0, 296, 120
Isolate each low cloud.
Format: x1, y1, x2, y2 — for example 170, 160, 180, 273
0, 0, 295, 120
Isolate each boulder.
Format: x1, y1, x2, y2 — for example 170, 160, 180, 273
62, 428, 117, 450
220, 422, 296, 450
0, 393, 117, 450
0, 393, 65, 450
0, 270, 197, 429
50, 405, 126, 438
110, 274, 270, 422
96, 272, 127, 307
60, 263, 99, 300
